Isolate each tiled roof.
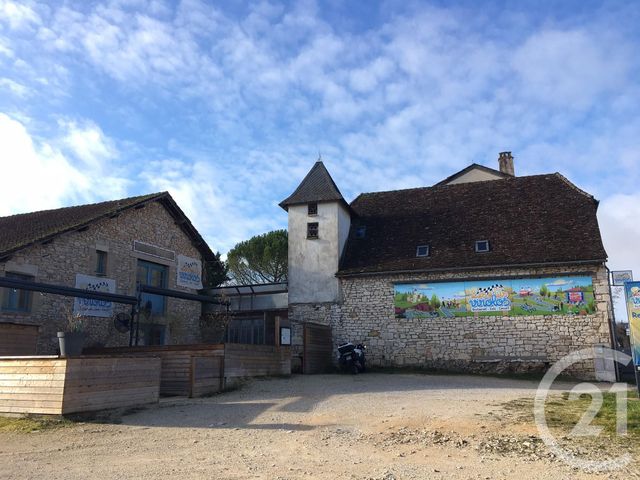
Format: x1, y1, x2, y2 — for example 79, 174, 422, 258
338, 173, 607, 276
0, 192, 216, 261
279, 161, 346, 209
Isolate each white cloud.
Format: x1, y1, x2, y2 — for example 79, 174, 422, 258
0, 113, 129, 216
0, 113, 87, 215
512, 29, 630, 108
0, 0, 41, 30
0, 77, 29, 97
60, 120, 118, 169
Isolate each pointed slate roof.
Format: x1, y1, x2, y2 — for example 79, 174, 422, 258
279, 161, 347, 210
0, 192, 216, 261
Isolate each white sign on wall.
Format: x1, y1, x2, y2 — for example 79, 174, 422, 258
177, 254, 203, 290
73, 274, 116, 317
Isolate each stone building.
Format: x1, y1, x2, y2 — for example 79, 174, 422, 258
0, 192, 215, 354
281, 153, 614, 379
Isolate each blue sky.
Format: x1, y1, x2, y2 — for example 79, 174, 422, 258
0, 0, 639, 287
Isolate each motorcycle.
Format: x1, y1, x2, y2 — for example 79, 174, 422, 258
337, 342, 366, 374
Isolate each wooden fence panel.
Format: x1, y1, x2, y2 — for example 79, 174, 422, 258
224, 344, 291, 379
0, 323, 39, 356
85, 345, 225, 397
190, 356, 224, 397
303, 323, 333, 374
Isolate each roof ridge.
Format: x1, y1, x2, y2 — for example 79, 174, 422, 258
0, 192, 167, 220
354, 173, 555, 199
552, 173, 597, 201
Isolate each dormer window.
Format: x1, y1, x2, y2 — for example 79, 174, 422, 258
308, 202, 318, 216
475, 240, 490, 253
416, 245, 430, 257
355, 226, 366, 238
307, 222, 319, 239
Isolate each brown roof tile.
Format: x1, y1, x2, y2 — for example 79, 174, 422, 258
0, 192, 216, 261
339, 173, 607, 276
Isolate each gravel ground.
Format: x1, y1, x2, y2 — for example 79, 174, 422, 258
0, 373, 638, 479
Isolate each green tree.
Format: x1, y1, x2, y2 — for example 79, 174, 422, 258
226, 230, 288, 284
430, 294, 441, 309
203, 252, 228, 288
539, 284, 548, 297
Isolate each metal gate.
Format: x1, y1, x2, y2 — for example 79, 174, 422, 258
303, 322, 333, 374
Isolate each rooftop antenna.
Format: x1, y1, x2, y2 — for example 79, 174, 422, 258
318, 152, 322, 161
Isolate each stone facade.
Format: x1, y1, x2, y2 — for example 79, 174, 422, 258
289, 263, 614, 379
0, 201, 204, 354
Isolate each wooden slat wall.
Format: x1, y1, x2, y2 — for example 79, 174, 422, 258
224, 343, 291, 379
0, 323, 39, 356
190, 356, 224, 397
0, 356, 162, 415
62, 357, 161, 414
0, 358, 65, 414
85, 345, 225, 397
303, 323, 333, 374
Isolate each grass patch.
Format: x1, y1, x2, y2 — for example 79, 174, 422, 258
0, 415, 72, 433
544, 389, 640, 438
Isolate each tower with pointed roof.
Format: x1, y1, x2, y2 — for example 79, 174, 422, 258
280, 160, 351, 305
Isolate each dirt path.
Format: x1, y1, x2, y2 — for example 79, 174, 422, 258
0, 373, 638, 479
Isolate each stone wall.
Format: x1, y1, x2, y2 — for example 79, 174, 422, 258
0, 201, 204, 354
290, 263, 613, 379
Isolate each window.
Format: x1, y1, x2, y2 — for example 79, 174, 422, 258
227, 317, 265, 345
307, 222, 319, 239
355, 226, 366, 238
136, 260, 168, 314
475, 240, 490, 253
416, 245, 430, 257
96, 250, 107, 275
1, 272, 34, 312
308, 202, 318, 216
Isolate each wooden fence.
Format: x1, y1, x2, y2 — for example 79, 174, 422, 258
0, 356, 161, 415
85, 343, 291, 397
0, 323, 39, 356
303, 323, 333, 374
84, 344, 225, 397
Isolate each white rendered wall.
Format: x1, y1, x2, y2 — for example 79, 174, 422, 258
288, 202, 350, 304
446, 168, 504, 185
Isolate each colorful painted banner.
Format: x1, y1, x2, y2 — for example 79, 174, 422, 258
394, 275, 595, 319
177, 254, 203, 290
73, 274, 116, 317
624, 281, 640, 366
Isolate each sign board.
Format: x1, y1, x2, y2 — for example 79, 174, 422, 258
394, 275, 595, 319
624, 281, 640, 366
612, 270, 633, 286
73, 274, 116, 317
280, 326, 291, 346
176, 255, 203, 290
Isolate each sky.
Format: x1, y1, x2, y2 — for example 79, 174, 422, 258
0, 0, 639, 307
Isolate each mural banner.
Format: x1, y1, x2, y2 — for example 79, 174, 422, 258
394, 275, 595, 320
624, 281, 640, 366
177, 254, 203, 290
73, 274, 116, 317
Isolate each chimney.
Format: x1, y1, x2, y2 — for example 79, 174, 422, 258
498, 151, 515, 176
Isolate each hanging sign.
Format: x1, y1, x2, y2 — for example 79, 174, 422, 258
612, 270, 633, 286
73, 274, 116, 317
177, 255, 203, 290
624, 281, 640, 366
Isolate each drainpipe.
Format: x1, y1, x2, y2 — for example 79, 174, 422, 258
605, 265, 621, 382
